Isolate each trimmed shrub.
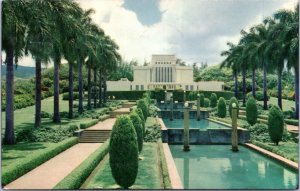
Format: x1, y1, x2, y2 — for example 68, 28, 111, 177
200, 93, 205, 107
129, 112, 144, 152
217, 97, 226, 118
228, 97, 239, 118
135, 108, 145, 133
204, 98, 210, 108
143, 92, 151, 106
68, 124, 78, 132
2, 137, 78, 186
268, 105, 284, 145
107, 91, 145, 100
249, 123, 270, 142
99, 114, 110, 121
109, 115, 139, 189
246, 97, 257, 125
210, 93, 217, 108
137, 99, 148, 120
41, 111, 52, 118
54, 140, 109, 189
79, 119, 99, 129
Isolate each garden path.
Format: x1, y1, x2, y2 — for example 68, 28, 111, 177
286, 124, 298, 132
87, 118, 116, 130
5, 143, 102, 189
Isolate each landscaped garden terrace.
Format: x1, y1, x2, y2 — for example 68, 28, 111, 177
2, 1, 299, 189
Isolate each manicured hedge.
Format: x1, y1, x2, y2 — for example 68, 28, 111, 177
54, 140, 110, 189
284, 119, 299, 126
107, 91, 146, 100
158, 140, 172, 189
79, 119, 99, 129
62, 92, 79, 100
2, 94, 35, 111
2, 137, 78, 186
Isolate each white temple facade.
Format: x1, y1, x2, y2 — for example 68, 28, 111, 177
107, 54, 224, 91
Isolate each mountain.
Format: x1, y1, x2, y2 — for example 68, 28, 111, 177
1, 64, 36, 79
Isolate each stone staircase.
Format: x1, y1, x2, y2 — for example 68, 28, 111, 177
79, 129, 111, 143
122, 102, 136, 108
110, 108, 130, 118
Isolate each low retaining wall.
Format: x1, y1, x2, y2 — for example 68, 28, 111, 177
158, 110, 209, 119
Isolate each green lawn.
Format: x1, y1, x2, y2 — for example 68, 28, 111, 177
258, 97, 295, 111
82, 143, 162, 189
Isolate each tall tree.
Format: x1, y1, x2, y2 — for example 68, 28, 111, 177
2, 0, 28, 144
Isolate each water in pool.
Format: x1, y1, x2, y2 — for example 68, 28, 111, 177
163, 118, 228, 129
170, 145, 298, 189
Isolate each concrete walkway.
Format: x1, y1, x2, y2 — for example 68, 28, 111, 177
87, 118, 116, 130
5, 143, 101, 189
286, 124, 298, 132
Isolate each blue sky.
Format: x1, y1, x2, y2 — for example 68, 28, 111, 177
3, 0, 298, 67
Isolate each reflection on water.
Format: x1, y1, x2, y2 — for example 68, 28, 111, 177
170, 145, 298, 189
163, 119, 228, 129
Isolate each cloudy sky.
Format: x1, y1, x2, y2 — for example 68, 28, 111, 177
6, 0, 298, 67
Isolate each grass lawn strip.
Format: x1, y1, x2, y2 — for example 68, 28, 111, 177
2, 137, 78, 185
158, 139, 172, 189
54, 140, 109, 189
83, 142, 162, 189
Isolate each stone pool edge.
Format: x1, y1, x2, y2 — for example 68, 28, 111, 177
162, 143, 183, 189
244, 143, 298, 170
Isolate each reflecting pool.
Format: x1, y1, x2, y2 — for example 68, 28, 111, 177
170, 145, 298, 189
163, 118, 229, 129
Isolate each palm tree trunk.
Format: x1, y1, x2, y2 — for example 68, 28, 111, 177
93, 68, 97, 108
53, 56, 61, 123
68, 61, 73, 119
263, 60, 268, 110
277, 68, 283, 110
103, 74, 107, 104
242, 68, 246, 106
99, 69, 102, 107
234, 70, 238, 98
294, 64, 299, 119
34, 58, 42, 128
87, 67, 91, 110
4, 45, 15, 144
252, 68, 256, 98
78, 54, 83, 114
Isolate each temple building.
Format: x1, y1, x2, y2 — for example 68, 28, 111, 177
107, 54, 224, 91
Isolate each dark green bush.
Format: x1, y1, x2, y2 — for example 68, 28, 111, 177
143, 92, 151, 106
2, 137, 78, 186
62, 92, 79, 100
268, 105, 284, 145
99, 114, 110, 121
135, 108, 145, 133
210, 93, 217, 108
137, 99, 148, 120
68, 124, 78, 132
246, 97, 257, 125
54, 140, 109, 189
79, 119, 99, 129
109, 115, 139, 189
204, 98, 210, 108
144, 117, 161, 142
129, 112, 144, 152
228, 97, 239, 118
200, 93, 205, 107
217, 97, 226, 118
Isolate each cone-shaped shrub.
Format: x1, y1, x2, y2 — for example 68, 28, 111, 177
200, 93, 205, 107
204, 98, 210, 108
217, 97, 226, 118
135, 108, 145, 134
129, 112, 143, 152
137, 99, 148, 120
246, 97, 257, 125
229, 97, 239, 118
109, 115, 138, 189
210, 93, 217, 108
268, 105, 284, 145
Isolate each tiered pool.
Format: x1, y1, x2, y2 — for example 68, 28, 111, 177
162, 118, 229, 129
170, 145, 298, 189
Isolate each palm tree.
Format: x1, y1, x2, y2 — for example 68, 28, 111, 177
24, 2, 52, 127
2, 0, 28, 144
220, 42, 240, 99
274, 5, 299, 118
